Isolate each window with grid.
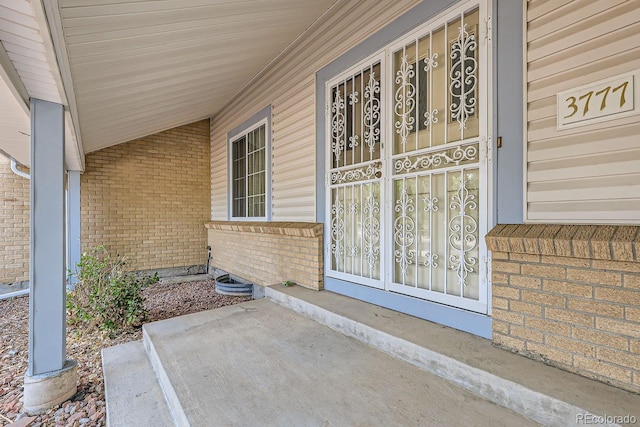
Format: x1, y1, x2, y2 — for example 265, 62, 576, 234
230, 122, 267, 219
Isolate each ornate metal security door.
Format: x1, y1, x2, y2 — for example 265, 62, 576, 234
327, 56, 385, 288
326, 1, 490, 313
387, 4, 489, 313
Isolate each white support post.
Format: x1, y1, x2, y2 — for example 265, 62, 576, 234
24, 99, 77, 414
67, 170, 81, 289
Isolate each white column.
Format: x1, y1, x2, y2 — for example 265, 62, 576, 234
67, 170, 81, 289
24, 98, 77, 414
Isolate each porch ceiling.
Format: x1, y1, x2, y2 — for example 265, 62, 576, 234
57, 0, 337, 153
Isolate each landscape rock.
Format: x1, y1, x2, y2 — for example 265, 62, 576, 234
0, 279, 250, 426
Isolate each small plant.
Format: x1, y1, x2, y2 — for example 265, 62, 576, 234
67, 245, 158, 334
282, 280, 296, 287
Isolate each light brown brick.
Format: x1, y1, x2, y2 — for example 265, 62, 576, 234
527, 342, 573, 365
0, 157, 30, 285
510, 275, 541, 289
545, 307, 593, 328
493, 308, 525, 325
493, 333, 526, 351
541, 255, 590, 268
572, 327, 629, 351
594, 287, 640, 306
493, 297, 509, 310
623, 274, 640, 290
596, 348, 640, 371
492, 320, 510, 335
491, 251, 509, 260
492, 261, 521, 274
591, 260, 640, 274
566, 269, 621, 287
81, 120, 211, 274
568, 299, 624, 319
492, 285, 520, 300
625, 307, 640, 323
521, 264, 565, 280
574, 355, 632, 383
597, 317, 640, 339
511, 325, 544, 343
491, 272, 509, 285
510, 301, 543, 317
522, 290, 566, 307
509, 253, 540, 263
543, 280, 592, 298
525, 317, 570, 336
545, 334, 595, 357
631, 340, 640, 354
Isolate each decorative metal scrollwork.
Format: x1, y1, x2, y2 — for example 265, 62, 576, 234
393, 184, 416, 280
394, 55, 416, 146
331, 198, 345, 261
363, 192, 380, 275
423, 109, 439, 128
423, 252, 439, 268
331, 90, 346, 164
423, 195, 439, 212
348, 90, 359, 149
394, 144, 478, 173
424, 53, 439, 71
363, 72, 381, 153
450, 24, 477, 130
448, 174, 478, 287
331, 162, 382, 184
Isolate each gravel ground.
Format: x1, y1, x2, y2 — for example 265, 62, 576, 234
0, 279, 251, 427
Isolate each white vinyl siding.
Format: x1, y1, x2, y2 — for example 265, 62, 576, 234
210, 0, 420, 221
524, 0, 640, 224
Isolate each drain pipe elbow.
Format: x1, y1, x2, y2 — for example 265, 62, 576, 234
10, 158, 30, 180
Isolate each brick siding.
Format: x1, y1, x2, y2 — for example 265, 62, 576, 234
487, 224, 640, 393
206, 221, 323, 290
0, 156, 29, 286
81, 120, 211, 272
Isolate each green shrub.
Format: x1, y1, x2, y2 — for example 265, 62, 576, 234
67, 245, 158, 334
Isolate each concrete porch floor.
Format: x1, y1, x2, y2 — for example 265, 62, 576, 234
103, 285, 640, 426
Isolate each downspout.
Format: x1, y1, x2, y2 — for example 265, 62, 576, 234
10, 158, 30, 179
1, 158, 31, 300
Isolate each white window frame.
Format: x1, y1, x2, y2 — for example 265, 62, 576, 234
227, 115, 271, 221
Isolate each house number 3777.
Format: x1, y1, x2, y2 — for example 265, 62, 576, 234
564, 81, 628, 119
557, 71, 638, 130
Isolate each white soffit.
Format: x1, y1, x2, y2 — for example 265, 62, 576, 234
0, 77, 30, 165
0, 0, 84, 170
56, 0, 337, 153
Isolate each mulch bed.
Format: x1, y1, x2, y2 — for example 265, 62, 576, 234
0, 279, 250, 427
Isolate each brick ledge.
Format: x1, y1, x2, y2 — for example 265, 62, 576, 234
205, 221, 323, 238
485, 224, 639, 262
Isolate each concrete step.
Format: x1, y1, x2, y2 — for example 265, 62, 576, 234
104, 285, 639, 426
265, 284, 640, 427
141, 299, 537, 426
102, 341, 173, 427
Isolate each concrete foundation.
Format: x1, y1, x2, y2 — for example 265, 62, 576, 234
23, 359, 78, 414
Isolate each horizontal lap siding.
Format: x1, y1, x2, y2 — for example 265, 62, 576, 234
525, 0, 640, 223
211, 0, 420, 221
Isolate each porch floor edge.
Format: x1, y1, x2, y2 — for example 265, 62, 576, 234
265, 284, 640, 426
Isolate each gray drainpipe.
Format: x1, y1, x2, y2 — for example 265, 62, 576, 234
10, 158, 30, 179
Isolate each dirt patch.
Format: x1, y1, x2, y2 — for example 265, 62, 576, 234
0, 279, 250, 426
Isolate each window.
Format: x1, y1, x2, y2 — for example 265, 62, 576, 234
229, 115, 270, 220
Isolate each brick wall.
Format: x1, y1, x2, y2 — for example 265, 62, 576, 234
81, 120, 210, 272
206, 222, 323, 290
487, 224, 640, 393
0, 156, 29, 288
